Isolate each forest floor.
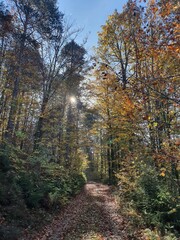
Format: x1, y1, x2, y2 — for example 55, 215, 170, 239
24, 182, 132, 240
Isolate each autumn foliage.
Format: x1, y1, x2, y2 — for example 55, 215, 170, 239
86, 0, 180, 237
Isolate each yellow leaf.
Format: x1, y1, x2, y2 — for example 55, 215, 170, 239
160, 172, 165, 177
153, 122, 158, 127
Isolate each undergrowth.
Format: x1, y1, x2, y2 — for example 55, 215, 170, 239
0, 143, 87, 239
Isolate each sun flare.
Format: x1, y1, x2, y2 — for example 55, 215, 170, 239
69, 96, 76, 104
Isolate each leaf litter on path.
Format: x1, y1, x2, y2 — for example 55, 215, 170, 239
24, 183, 129, 240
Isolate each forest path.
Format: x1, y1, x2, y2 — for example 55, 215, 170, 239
31, 183, 129, 240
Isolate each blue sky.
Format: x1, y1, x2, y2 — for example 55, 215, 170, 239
58, 0, 127, 53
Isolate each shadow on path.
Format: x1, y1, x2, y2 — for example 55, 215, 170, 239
30, 183, 129, 240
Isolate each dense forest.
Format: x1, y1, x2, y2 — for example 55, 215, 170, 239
0, 0, 179, 239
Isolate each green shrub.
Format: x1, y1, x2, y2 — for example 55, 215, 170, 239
132, 165, 180, 233
0, 144, 87, 238
0, 225, 21, 240
16, 164, 87, 209
0, 145, 11, 172
0, 172, 22, 206
141, 228, 178, 240
70, 172, 87, 195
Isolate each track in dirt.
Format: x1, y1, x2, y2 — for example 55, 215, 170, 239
26, 183, 129, 240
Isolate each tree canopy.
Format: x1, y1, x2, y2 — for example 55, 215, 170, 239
0, 0, 179, 239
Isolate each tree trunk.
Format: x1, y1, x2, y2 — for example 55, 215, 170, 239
4, 16, 28, 143
34, 96, 48, 150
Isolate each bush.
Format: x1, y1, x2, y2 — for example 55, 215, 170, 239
46, 172, 87, 206
0, 171, 22, 206
0, 143, 11, 171
0, 225, 21, 240
116, 153, 179, 238
70, 172, 87, 195
141, 228, 178, 240
133, 165, 180, 233
0, 144, 87, 239
16, 162, 87, 209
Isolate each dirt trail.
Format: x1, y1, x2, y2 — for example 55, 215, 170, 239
27, 183, 129, 240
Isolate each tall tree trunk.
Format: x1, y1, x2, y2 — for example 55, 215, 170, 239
5, 17, 28, 142
34, 96, 48, 150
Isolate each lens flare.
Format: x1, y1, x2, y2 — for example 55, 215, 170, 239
70, 96, 76, 104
